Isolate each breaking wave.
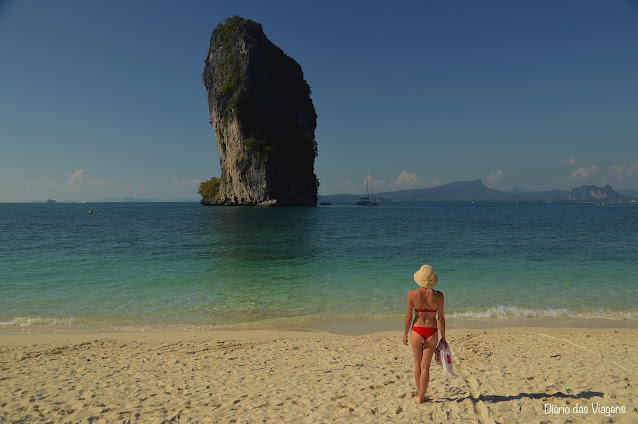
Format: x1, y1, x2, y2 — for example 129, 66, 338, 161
0, 317, 75, 327
450, 305, 637, 320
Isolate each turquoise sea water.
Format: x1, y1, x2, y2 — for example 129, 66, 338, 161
1, 202, 637, 333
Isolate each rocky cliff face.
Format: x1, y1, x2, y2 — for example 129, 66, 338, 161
202, 16, 318, 206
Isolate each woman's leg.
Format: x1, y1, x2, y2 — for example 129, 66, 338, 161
410, 331, 424, 399
419, 345, 435, 399
417, 333, 438, 402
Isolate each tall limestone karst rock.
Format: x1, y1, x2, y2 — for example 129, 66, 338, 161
202, 16, 318, 206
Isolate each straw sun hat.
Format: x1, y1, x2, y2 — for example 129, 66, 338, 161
414, 264, 438, 288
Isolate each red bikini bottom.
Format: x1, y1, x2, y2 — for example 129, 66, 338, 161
412, 326, 438, 339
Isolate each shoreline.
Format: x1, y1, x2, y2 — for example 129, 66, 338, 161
0, 324, 636, 345
1, 327, 636, 422
2, 315, 638, 337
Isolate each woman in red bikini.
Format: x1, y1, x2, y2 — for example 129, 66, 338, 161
402, 264, 446, 404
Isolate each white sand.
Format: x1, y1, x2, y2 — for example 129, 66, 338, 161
1, 328, 636, 423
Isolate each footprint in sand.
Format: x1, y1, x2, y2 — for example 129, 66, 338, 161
467, 376, 481, 394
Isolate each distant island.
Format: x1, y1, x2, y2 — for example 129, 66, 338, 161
319, 180, 638, 204
33, 197, 198, 203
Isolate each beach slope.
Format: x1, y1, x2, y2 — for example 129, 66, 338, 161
1, 328, 636, 423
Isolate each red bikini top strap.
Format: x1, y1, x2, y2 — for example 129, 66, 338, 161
419, 288, 432, 309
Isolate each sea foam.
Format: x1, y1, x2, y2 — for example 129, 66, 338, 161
450, 305, 637, 320
0, 317, 74, 327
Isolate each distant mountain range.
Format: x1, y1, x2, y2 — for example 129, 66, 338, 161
618, 189, 638, 197
319, 180, 638, 204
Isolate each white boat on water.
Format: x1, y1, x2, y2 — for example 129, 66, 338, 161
355, 175, 379, 206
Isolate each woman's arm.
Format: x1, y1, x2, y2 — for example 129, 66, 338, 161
437, 293, 446, 340
402, 293, 413, 345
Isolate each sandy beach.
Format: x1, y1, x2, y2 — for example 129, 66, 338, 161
1, 327, 636, 423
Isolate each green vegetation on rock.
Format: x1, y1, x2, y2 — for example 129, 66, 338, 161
198, 177, 221, 201
213, 16, 254, 123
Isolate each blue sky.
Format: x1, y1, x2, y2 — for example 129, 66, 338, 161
1, 0, 637, 202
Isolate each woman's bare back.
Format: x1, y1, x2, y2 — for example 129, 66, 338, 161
410, 288, 442, 327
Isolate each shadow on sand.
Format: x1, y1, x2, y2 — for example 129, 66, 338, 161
437, 391, 604, 404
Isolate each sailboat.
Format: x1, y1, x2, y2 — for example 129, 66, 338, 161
355, 175, 379, 206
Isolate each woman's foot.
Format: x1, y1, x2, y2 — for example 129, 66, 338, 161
414, 395, 429, 404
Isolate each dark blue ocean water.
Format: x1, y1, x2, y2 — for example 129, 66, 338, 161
1, 202, 636, 332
